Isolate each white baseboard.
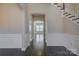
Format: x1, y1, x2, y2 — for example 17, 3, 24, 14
21, 42, 30, 51
69, 49, 77, 55
69, 49, 79, 56
21, 48, 26, 51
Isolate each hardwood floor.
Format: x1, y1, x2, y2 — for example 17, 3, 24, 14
25, 46, 77, 56
0, 48, 24, 56
0, 46, 77, 56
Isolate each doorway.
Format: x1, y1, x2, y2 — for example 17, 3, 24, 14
32, 14, 46, 55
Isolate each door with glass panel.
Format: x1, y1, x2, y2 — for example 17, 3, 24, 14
32, 15, 45, 51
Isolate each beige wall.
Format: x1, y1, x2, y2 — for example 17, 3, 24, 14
0, 3, 27, 48
47, 4, 64, 33
63, 17, 79, 35
63, 3, 79, 35
0, 3, 24, 34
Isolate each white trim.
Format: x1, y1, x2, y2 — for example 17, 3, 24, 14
21, 48, 26, 51
0, 34, 22, 48
47, 33, 79, 55
17, 3, 25, 10
21, 42, 30, 51
69, 49, 77, 55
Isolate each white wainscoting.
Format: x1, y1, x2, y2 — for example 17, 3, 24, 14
47, 33, 65, 46
0, 34, 22, 48
47, 33, 79, 55
0, 33, 79, 55
22, 34, 30, 51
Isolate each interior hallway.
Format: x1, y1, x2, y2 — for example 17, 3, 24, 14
0, 3, 79, 56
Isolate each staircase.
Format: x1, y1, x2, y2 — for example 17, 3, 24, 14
53, 3, 79, 26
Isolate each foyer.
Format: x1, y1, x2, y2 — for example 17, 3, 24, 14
0, 3, 79, 56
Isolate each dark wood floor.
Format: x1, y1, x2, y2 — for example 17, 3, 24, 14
47, 46, 77, 56
0, 46, 76, 56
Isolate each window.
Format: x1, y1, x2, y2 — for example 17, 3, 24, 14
34, 21, 44, 32
36, 34, 44, 42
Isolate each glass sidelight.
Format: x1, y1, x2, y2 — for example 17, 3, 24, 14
32, 14, 45, 52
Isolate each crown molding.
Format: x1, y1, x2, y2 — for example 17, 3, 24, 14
17, 3, 25, 10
